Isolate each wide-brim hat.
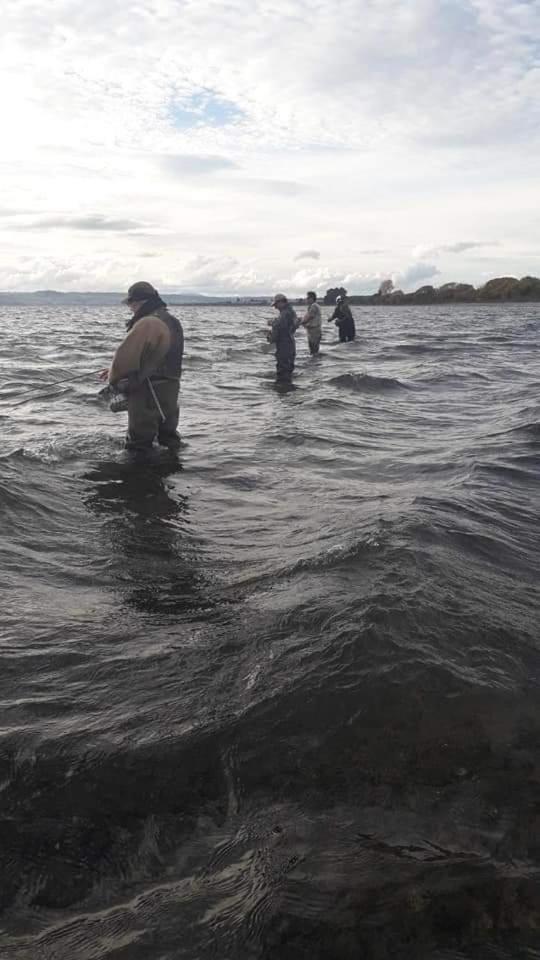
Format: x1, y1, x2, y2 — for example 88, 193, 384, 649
122, 281, 158, 304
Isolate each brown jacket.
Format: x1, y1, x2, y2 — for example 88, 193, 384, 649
302, 302, 322, 333
109, 313, 171, 385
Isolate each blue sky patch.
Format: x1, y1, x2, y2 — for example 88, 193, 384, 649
169, 91, 244, 129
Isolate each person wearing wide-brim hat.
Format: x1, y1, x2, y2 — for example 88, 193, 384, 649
267, 293, 298, 384
99, 281, 184, 450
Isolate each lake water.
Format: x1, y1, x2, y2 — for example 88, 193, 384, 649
1, 302, 539, 959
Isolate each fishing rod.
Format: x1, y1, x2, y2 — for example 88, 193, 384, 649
8, 370, 103, 407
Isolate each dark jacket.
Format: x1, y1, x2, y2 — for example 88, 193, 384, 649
330, 303, 356, 340
151, 307, 184, 380
268, 304, 297, 361
109, 306, 184, 386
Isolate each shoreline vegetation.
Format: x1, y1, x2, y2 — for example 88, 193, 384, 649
324, 275, 540, 306
0, 275, 539, 307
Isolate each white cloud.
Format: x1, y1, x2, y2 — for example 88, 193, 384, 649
239, 179, 308, 196
158, 154, 238, 176
1, 0, 539, 291
276, 268, 387, 296
170, 255, 267, 294
0, 256, 130, 292
294, 250, 321, 261
393, 263, 441, 289
11, 215, 143, 232
412, 240, 500, 259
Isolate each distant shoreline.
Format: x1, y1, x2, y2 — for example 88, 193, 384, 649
327, 275, 540, 307
1, 275, 539, 307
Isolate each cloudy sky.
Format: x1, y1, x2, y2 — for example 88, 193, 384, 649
2, 0, 539, 294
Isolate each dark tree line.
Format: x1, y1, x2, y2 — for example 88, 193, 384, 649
323, 287, 347, 305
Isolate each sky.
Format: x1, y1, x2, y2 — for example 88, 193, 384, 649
1, 0, 539, 295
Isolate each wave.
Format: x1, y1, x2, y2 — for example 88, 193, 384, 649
388, 342, 444, 355
2, 301, 540, 958
329, 373, 410, 393
314, 396, 353, 409
509, 421, 540, 440
469, 460, 539, 486
289, 534, 382, 572
480, 334, 512, 343
183, 354, 213, 368
4, 433, 120, 464
416, 371, 491, 388
225, 346, 261, 361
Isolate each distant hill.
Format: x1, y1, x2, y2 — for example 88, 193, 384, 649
0, 290, 226, 306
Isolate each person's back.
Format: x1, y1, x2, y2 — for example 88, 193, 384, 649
273, 304, 296, 344
341, 302, 355, 340
110, 308, 183, 382
148, 306, 184, 380
107, 282, 184, 450
330, 297, 355, 342
269, 294, 297, 383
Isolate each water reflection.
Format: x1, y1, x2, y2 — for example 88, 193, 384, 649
81, 455, 202, 614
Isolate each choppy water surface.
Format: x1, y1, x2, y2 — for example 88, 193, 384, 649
0, 303, 539, 959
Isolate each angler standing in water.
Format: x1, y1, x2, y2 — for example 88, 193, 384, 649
268, 293, 297, 384
300, 290, 322, 355
99, 282, 184, 451
329, 294, 356, 342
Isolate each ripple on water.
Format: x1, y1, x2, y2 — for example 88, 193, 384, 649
0, 302, 539, 957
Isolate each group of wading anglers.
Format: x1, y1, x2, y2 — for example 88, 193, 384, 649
268, 290, 356, 385
101, 282, 356, 451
